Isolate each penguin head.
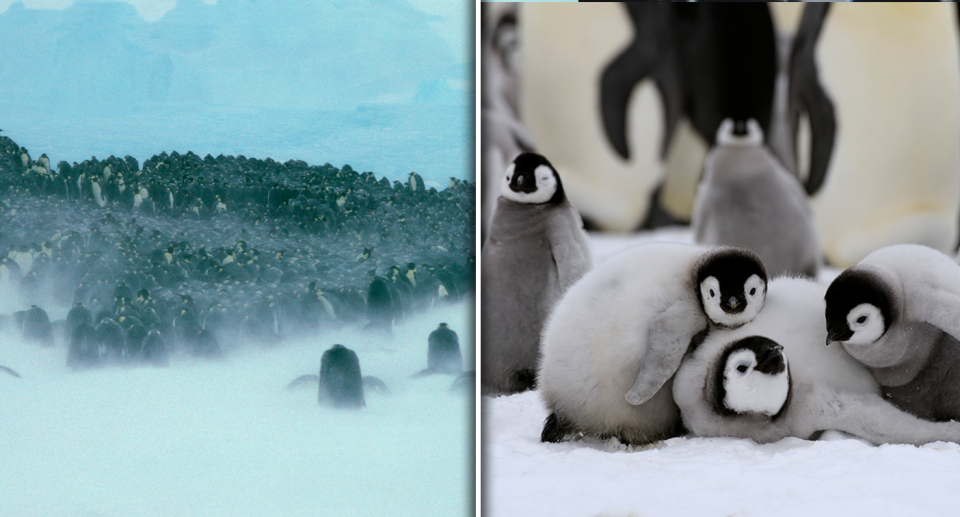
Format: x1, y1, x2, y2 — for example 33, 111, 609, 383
824, 267, 894, 347
716, 118, 763, 147
500, 153, 564, 205
715, 336, 789, 417
696, 247, 767, 328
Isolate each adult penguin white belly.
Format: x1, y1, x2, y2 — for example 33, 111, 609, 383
811, 3, 960, 267
520, 2, 666, 231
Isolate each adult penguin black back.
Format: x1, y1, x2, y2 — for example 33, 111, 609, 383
319, 344, 364, 409
482, 152, 592, 395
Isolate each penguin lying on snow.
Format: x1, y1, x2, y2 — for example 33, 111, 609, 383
825, 244, 960, 422
692, 118, 820, 278
675, 276, 960, 446
539, 242, 767, 446
482, 152, 592, 395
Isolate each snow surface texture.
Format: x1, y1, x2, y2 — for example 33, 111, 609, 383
1, 301, 474, 516
483, 229, 960, 517
0, 0, 473, 186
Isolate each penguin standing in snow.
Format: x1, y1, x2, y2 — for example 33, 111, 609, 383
319, 344, 364, 409
481, 152, 591, 395
692, 118, 821, 278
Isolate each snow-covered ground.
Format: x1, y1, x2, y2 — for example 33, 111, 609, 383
1, 301, 474, 517
482, 229, 960, 517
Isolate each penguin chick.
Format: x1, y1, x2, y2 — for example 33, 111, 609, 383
675, 276, 960, 446
482, 152, 592, 395
538, 242, 767, 446
692, 118, 821, 278
825, 244, 960, 422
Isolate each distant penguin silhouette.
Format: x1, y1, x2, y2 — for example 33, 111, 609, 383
413, 323, 463, 377
21, 305, 53, 346
319, 344, 365, 409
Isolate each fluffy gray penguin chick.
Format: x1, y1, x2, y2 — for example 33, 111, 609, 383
692, 118, 821, 278
825, 244, 960, 422
481, 152, 592, 395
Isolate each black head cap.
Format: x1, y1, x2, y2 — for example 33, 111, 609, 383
695, 247, 767, 314
714, 336, 786, 417
824, 267, 893, 344
509, 153, 565, 204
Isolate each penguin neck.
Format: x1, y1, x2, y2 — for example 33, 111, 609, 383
489, 197, 568, 239
866, 321, 943, 387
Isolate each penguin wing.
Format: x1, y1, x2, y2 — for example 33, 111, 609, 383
911, 285, 960, 345
626, 299, 707, 406
790, 3, 835, 195
600, 3, 677, 160
546, 209, 593, 292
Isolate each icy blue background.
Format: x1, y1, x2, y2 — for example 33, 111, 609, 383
0, 0, 474, 186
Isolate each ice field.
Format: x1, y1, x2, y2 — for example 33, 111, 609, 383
1, 300, 474, 516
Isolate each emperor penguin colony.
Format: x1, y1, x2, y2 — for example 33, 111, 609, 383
481, 152, 592, 395
0, 131, 475, 404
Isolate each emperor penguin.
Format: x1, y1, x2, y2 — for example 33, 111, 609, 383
674, 276, 960, 446
824, 244, 960, 422
319, 344, 365, 409
538, 243, 767, 446
481, 152, 592, 395
482, 2, 536, 245
809, 3, 960, 266
692, 118, 821, 278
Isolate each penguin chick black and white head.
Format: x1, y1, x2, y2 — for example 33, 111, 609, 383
824, 267, 894, 347
500, 152, 565, 205
695, 247, 768, 328
715, 336, 789, 417
716, 118, 764, 147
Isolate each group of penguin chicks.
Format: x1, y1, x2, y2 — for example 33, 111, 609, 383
483, 135, 960, 448
290, 323, 472, 409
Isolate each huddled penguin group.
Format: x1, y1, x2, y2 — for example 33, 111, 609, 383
0, 133, 475, 371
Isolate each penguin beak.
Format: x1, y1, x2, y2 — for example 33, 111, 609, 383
720, 295, 745, 314
825, 327, 853, 346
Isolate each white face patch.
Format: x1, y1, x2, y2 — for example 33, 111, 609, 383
723, 349, 789, 416
500, 164, 557, 204
700, 274, 765, 328
844, 303, 885, 346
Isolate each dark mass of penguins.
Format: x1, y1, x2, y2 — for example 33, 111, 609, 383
0, 135, 475, 392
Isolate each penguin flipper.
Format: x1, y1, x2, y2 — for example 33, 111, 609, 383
600, 3, 669, 160
817, 389, 960, 446
790, 3, 835, 196
0, 365, 20, 378
547, 210, 593, 292
626, 300, 707, 406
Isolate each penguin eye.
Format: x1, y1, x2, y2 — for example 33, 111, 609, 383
749, 288, 756, 296
856, 316, 867, 324
736, 364, 748, 373
709, 289, 715, 298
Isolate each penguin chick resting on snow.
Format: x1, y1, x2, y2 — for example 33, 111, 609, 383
825, 244, 960, 422
675, 276, 960, 446
538, 242, 767, 446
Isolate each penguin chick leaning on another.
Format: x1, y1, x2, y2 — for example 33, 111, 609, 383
692, 118, 821, 278
538, 242, 767, 446
825, 244, 960, 422
675, 276, 960, 446
481, 152, 592, 396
